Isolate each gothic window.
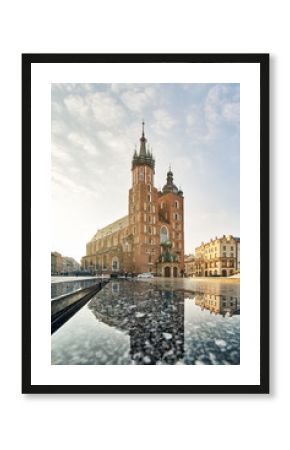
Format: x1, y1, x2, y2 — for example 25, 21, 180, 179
160, 226, 169, 243
147, 194, 151, 202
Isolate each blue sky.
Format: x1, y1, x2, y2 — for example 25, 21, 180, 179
51, 83, 240, 262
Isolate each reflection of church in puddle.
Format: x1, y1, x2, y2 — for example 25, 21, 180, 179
194, 292, 240, 317
88, 281, 184, 365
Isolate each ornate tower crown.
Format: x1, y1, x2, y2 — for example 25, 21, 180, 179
162, 167, 184, 197
132, 121, 155, 171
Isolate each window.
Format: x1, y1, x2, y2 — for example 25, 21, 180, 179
175, 200, 179, 209
148, 215, 151, 223
147, 194, 151, 202
160, 226, 169, 243
223, 246, 226, 250
147, 184, 151, 192
144, 213, 146, 222
148, 226, 152, 234
231, 246, 234, 251
112, 257, 119, 271
144, 225, 147, 233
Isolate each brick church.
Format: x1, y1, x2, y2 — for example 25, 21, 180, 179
81, 123, 185, 277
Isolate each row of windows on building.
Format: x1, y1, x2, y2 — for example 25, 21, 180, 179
131, 197, 181, 211
195, 259, 235, 269
203, 245, 235, 254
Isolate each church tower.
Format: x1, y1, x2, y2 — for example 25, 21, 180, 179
128, 122, 160, 273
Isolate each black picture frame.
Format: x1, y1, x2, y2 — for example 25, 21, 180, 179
22, 53, 269, 394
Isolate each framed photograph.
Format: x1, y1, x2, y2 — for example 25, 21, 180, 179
22, 53, 269, 394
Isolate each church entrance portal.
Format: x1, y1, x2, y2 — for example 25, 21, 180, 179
164, 266, 171, 277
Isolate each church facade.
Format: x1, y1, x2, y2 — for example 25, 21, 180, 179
81, 124, 185, 277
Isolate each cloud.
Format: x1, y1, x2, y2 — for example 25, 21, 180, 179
67, 132, 98, 156
185, 84, 240, 142
204, 84, 240, 126
120, 86, 155, 112
152, 108, 177, 135
64, 94, 89, 119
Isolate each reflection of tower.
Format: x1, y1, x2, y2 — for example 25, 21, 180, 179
129, 287, 184, 364
88, 280, 185, 364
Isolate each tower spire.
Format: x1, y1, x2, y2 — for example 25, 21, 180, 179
139, 120, 147, 156
132, 122, 155, 172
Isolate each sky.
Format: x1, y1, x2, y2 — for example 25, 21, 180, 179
51, 83, 240, 263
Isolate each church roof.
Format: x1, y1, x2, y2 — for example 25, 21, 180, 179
90, 215, 129, 242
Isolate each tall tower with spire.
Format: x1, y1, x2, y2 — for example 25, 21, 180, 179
129, 122, 159, 273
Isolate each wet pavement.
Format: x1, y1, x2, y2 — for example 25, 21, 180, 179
51, 278, 240, 365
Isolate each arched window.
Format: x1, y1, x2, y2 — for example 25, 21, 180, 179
112, 257, 119, 271
160, 226, 169, 243
175, 200, 179, 209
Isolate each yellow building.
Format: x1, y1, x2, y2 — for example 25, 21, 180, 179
194, 235, 240, 277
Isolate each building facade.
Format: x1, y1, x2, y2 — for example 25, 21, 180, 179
82, 124, 185, 277
184, 255, 195, 277
51, 252, 80, 275
51, 251, 63, 275
194, 235, 240, 277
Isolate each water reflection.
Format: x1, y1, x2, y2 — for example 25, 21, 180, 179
88, 281, 184, 364
51, 279, 240, 365
194, 292, 240, 317
51, 279, 99, 299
